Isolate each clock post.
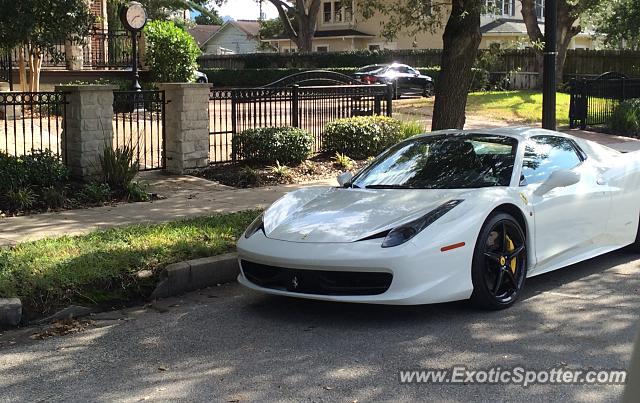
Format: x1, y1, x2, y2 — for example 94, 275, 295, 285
119, 1, 147, 92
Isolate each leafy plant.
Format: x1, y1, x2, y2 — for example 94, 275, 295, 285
238, 166, 261, 187
5, 187, 36, 211
144, 20, 201, 83
80, 182, 112, 203
332, 152, 354, 170
609, 99, 640, 135
100, 146, 138, 195
126, 181, 150, 202
299, 160, 318, 175
41, 186, 66, 209
323, 116, 404, 159
268, 160, 293, 181
21, 150, 69, 190
400, 120, 424, 139
232, 127, 314, 165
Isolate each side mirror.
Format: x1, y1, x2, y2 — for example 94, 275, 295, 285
533, 169, 580, 196
337, 171, 354, 187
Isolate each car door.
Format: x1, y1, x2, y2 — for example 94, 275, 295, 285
518, 136, 612, 272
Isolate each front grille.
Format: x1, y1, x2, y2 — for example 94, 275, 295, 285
241, 260, 392, 296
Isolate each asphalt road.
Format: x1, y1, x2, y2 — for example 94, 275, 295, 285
1, 249, 639, 403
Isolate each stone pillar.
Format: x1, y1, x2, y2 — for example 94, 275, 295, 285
56, 85, 118, 180
158, 83, 210, 174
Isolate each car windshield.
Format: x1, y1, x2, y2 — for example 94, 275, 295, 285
358, 65, 386, 73
351, 134, 518, 189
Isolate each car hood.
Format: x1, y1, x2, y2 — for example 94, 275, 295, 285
263, 187, 472, 243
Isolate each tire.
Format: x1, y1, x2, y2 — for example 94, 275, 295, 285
422, 82, 434, 98
630, 215, 640, 252
470, 212, 527, 310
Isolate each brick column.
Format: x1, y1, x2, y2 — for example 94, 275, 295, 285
158, 83, 210, 174
56, 85, 118, 180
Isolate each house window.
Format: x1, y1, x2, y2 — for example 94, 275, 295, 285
322, 1, 354, 24
535, 0, 544, 19
483, 0, 515, 16
323, 2, 332, 22
316, 46, 329, 52
368, 44, 381, 51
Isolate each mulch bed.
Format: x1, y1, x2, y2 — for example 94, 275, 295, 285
194, 154, 369, 188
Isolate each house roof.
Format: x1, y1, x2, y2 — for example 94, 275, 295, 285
232, 20, 261, 38
270, 29, 374, 41
480, 19, 543, 35
187, 24, 222, 47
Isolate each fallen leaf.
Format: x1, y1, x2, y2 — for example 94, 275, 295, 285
158, 366, 168, 371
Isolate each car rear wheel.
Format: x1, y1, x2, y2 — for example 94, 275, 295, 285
422, 82, 434, 97
630, 215, 640, 252
470, 212, 527, 310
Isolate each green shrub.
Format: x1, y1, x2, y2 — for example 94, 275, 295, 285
5, 188, 36, 211
100, 146, 138, 194
323, 116, 404, 159
332, 152, 354, 170
126, 181, 150, 202
400, 120, 425, 139
80, 182, 112, 203
232, 127, 314, 165
609, 99, 640, 135
144, 20, 201, 82
41, 186, 66, 209
20, 150, 69, 190
268, 161, 293, 181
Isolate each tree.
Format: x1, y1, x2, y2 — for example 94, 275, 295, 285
590, 0, 640, 49
520, 0, 601, 84
144, 19, 201, 82
194, 6, 224, 25
107, 0, 217, 21
0, 0, 95, 92
359, 0, 483, 130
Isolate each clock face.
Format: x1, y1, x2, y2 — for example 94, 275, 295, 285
126, 4, 147, 30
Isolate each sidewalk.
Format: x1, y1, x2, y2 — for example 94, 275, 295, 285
0, 174, 335, 247
1, 128, 638, 247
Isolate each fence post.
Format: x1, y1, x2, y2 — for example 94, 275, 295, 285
291, 84, 299, 127
56, 84, 117, 180
231, 89, 237, 135
385, 83, 393, 117
158, 83, 211, 174
579, 78, 588, 129
621, 77, 626, 101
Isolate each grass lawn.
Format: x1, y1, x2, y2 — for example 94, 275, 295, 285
0, 210, 260, 318
396, 90, 571, 127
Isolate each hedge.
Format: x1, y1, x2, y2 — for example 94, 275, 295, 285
232, 127, 314, 165
204, 67, 489, 90
323, 116, 406, 159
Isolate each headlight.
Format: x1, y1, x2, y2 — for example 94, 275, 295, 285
381, 200, 463, 248
244, 213, 264, 238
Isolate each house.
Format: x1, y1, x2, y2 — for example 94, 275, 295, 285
188, 24, 223, 48
201, 20, 267, 55
266, 0, 598, 52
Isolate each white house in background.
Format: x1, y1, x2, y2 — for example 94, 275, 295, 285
201, 20, 266, 55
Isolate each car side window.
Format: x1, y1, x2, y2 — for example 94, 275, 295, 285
520, 136, 582, 185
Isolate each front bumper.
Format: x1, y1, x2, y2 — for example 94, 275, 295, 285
236, 232, 475, 305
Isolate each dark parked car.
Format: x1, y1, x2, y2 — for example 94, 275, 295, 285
353, 63, 434, 98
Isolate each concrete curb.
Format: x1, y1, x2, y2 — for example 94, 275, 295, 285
0, 298, 22, 328
150, 253, 240, 299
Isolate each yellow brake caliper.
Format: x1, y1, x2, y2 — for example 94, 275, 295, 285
506, 235, 517, 274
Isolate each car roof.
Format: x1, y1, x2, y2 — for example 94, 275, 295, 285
423, 127, 577, 142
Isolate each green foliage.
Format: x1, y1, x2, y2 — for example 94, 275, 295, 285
332, 152, 354, 170
5, 188, 36, 212
126, 181, 150, 202
232, 127, 314, 165
0, 150, 69, 213
194, 5, 224, 25
323, 116, 404, 159
400, 120, 425, 139
268, 161, 293, 181
239, 166, 261, 187
144, 20, 201, 82
100, 146, 138, 194
0, 210, 260, 317
590, 0, 639, 49
80, 182, 112, 203
608, 99, 640, 135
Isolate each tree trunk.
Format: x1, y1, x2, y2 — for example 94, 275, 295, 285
432, 0, 482, 130
269, 0, 320, 53
18, 47, 27, 92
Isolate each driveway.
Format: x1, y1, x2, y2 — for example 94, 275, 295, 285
1, 249, 638, 402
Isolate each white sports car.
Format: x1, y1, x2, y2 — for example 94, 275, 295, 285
237, 127, 640, 309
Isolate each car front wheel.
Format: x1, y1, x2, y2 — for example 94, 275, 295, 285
422, 82, 434, 97
470, 212, 527, 310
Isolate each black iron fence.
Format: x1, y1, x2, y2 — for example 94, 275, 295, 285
0, 52, 12, 90
569, 72, 640, 129
0, 91, 67, 159
209, 83, 392, 163
6, 30, 137, 70
112, 90, 166, 171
